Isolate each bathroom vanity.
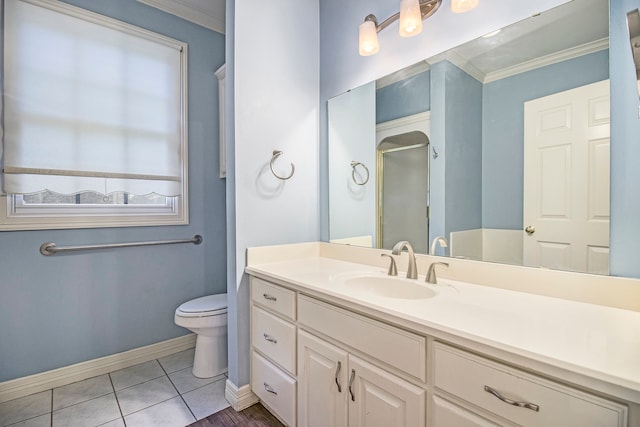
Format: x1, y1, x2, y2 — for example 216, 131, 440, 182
246, 242, 640, 427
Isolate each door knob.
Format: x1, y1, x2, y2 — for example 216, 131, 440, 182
525, 226, 535, 235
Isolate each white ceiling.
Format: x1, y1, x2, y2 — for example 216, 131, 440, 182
449, 0, 608, 80
380, 0, 609, 86
137, 0, 226, 34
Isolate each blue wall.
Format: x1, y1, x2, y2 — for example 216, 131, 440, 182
482, 50, 609, 229
376, 70, 431, 123
0, 0, 226, 382
442, 63, 483, 240
610, 0, 640, 278
428, 61, 483, 254
429, 62, 447, 253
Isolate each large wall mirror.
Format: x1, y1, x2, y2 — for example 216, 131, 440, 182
328, 0, 615, 275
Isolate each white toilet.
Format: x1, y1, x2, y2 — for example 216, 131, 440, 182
174, 293, 228, 378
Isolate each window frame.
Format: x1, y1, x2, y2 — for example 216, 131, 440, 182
0, 0, 190, 231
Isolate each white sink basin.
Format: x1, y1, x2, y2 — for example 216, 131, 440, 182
343, 275, 437, 300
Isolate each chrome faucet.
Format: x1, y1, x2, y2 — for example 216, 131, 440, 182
391, 241, 418, 279
426, 262, 449, 284
429, 236, 449, 255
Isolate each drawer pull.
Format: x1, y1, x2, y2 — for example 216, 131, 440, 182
335, 361, 342, 393
264, 382, 278, 395
484, 385, 540, 412
263, 333, 278, 344
263, 293, 277, 301
348, 369, 356, 402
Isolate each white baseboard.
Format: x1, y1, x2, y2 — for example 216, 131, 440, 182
225, 379, 259, 411
0, 334, 196, 403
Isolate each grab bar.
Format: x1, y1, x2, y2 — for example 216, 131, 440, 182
40, 235, 203, 256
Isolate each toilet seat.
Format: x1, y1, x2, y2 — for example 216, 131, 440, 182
176, 294, 227, 318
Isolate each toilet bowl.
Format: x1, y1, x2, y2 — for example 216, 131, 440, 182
174, 293, 228, 378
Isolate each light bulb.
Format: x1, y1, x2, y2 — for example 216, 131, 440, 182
359, 20, 379, 56
451, 0, 479, 14
399, 0, 423, 37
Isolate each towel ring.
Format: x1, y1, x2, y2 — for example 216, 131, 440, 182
350, 161, 369, 185
270, 150, 295, 180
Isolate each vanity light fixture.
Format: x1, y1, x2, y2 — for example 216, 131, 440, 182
359, 0, 479, 56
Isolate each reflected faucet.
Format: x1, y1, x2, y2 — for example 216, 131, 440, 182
391, 241, 418, 279
430, 236, 449, 255
426, 262, 449, 284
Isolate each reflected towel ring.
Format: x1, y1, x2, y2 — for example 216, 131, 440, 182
270, 150, 295, 180
350, 161, 369, 185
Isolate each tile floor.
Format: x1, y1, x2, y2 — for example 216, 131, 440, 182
0, 349, 230, 427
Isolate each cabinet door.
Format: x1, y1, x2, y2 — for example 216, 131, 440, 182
298, 330, 348, 427
348, 355, 425, 427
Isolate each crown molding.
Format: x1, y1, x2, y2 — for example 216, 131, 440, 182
427, 49, 486, 83
381, 38, 609, 90
483, 37, 609, 83
136, 0, 225, 34
377, 61, 431, 89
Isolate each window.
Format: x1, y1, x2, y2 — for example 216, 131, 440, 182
1, 0, 189, 230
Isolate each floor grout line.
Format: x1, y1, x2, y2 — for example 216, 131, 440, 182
108, 372, 127, 427
159, 358, 198, 422
123, 394, 184, 418
50, 387, 53, 427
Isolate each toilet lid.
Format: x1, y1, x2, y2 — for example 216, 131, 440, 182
178, 294, 227, 314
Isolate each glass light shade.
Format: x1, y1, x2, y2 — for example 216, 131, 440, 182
399, 0, 422, 37
359, 20, 379, 56
451, 0, 479, 13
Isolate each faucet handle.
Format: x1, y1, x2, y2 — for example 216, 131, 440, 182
426, 262, 449, 284
381, 254, 398, 276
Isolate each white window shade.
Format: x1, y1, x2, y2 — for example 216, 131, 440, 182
2, 0, 187, 197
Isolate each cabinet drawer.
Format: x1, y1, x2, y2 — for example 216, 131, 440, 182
252, 277, 296, 320
298, 295, 426, 382
434, 343, 627, 427
252, 351, 296, 427
252, 305, 296, 374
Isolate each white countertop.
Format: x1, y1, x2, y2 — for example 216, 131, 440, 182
246, 256, 640, 403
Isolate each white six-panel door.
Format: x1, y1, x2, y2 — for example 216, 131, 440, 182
523, 79, 610, 274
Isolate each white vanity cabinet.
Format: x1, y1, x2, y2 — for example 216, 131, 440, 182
248, 273, 631, 427
296, 294, 426, 427
250, 277, 297, 426
297, 318, 426, 427
432, 343, 628, 427
250, 276, 426, 427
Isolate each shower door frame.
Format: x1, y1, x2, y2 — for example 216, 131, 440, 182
375, 112, 431, 252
